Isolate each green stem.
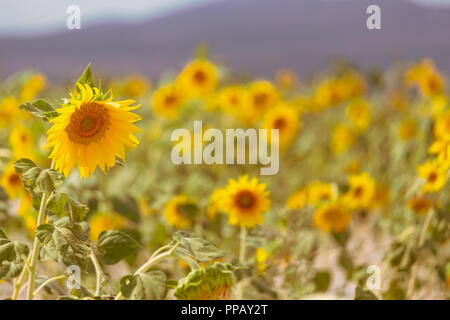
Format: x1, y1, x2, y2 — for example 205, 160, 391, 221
33, 274, 67, 298
115, 243, 179, 300
239, 227, 247, 265
26, 191, 51, 300
90, 252, 103, 297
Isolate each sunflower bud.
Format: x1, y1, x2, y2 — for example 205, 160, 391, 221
174, 262, 234, 300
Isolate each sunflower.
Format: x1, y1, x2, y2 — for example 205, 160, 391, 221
121, 75, 152, 98
434, 110, 450, 140
261, 103, 300, 149
307, 181, 337, 206
286, 187, 308, 210
0, 96, 20, 128
221, 175, 270, 228
163, 194, 194, 229
245, 80, 279, 121
346, 99, 371, 132
313, 202, 351, 233
9, 125, 35, 160
428, 135, 450, 166
177, 59, 218, 98
405, 59, 444, 97
417, 160, 448, 193
218, 86, 249, 116
275, 69, 299, 90
45, 83, 141, 178
89, 212, 125, 240
330, 123, 355, 155
255, 247, 269, 274
407, 194, 434, 215
207, 188, 225, 221
151, 83, 185, 119
1, 163, 24, 199
343, 172, 376, 209
20, 73, 46, 102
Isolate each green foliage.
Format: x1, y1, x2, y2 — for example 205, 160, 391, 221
0, 229, 29, 279
18, 99, 60, 121
119, 270, 167, 300
46, 193, 89, 223
97, 230, 141, 265
14, 158, 64, 195
354, 286, 378, 300
111, 195, 141, 223
75, 64, 94, 91
173, 231, 224, 262
313, 270, 331, 292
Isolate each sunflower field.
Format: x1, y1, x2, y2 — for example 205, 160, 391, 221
0, 53, 449, 300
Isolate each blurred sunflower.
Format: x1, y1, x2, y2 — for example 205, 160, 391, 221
407, 194, 434, 215
428, 135, 450, 166
89, 212, 125, 240
275, 68, 299, 90
207, 188, 225, 221
261, 103, 300, 149
121, 75, 152, 98
307, 181, 337, 206
9, 125, 35, 160
245, 80, 278, 121
177, 59, 218, 98
313, 202, 351, 233
398, 119, 417, 141
434, 110, 450, 140
0, 163, 24, 199
343, 172, 376, 209
286, 187, 308, 210
405, 58, 444, 97
330, 123, 355, 154
152, 83, 185, 119
0, 96, 20, 128
417, 160, 448, 193
45, 83, 141, 178
163, 194, 194, 229
346, 99, 371, 132
218, 86, 249, 116
222, 175, 270, 228
255, 247, 269, 274
20, 73, 46, 102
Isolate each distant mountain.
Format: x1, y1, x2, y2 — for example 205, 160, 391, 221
1, 0, 450, 80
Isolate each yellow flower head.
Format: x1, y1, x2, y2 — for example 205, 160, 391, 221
0, 96, 20, 128
307, 181, 338, 206
207, 188, 225, 221
346, 99, 371, 132
275, 69, 299, 90
245, 80, 279, 121
163, 194, 194, 229
261, 103, 300, 149
23, 211, 38, 235
330, 123, 355, 154
314, 78, 346, 109
151, 83, 185, 119
222, 175, 270, 228
255, 247, 269, 274
428, 135, 450, 167
1, 163, 25, 199
177, 59, 218, 98
89, 212, 125, 240
218, 86, 249, 116
9, 125, 35, 160
286, 187, 308, 210
121, 75, 152, 98
313, 202, 351, 233
398, 119, 417, 141
45, 83, 142, 178
407, 194, 434, 215
434, 110, 450, 140
405, 59, 444, 97
343, 172, 376, 209
417, 160, 448, 193
20, 73, 46, 102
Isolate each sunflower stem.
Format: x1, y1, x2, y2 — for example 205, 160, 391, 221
90, 252, 103, 297
239, 226, 247, 265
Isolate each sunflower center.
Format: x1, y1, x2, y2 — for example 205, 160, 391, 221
323, 208, 342, 224
164, 94, 178, 107
235, 190, 256, 209
354, 186, 364, 198
8, 173, 21, 186
273, 117, 287, 130
254, 93, 268, 108
193, 70, 206, 84
66, 102, 110, 145
428, 172, 438, 183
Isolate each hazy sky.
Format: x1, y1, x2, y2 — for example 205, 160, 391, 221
0, 0, 448, 35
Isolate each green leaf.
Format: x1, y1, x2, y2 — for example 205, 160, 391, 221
313, 271, 331, 292
354, 286, 378, 300
13, 158, 37, 174
111, 195, 140, 223
0, 228, 29, 279
36, 223, 91, 269
19, 99, 60, 121
75, 64, 94, 92
173, 231, 224, 262
119, 270, 167, 300
34, 169, 64, 193
47, 193, 89, 223
97, 230, 141, 265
